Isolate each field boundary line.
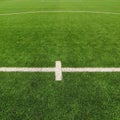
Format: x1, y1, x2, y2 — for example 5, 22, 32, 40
0, 10, 120, 16
0, 61, 120, 81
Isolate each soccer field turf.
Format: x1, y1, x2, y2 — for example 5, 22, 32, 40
0, 0, 120, 119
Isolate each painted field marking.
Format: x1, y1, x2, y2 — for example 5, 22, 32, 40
0, 10, 120, 16
0, 61, 120, 81
55, 61, 62, 81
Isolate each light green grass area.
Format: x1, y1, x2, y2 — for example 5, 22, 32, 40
0, 0, 120, 119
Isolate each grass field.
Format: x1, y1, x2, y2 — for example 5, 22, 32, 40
0, 0, 120, 119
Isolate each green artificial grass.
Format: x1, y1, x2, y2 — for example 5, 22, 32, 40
0, 73, 120, 120
0, 0, 120, 119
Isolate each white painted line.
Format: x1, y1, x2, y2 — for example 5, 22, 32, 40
0, 61, 120, 81
0, 67, 55, 72
62, 68, 120, 72
0, 10, 120, 16
55, 61, 62, 81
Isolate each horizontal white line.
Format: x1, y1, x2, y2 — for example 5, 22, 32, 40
0, 67, 120, 72
1, 61, 120, 81
0, 68, 55, 72
62, 68, 120, 72
0, 10, 120, 16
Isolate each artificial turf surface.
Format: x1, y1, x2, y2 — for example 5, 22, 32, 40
0, 0, 120, 119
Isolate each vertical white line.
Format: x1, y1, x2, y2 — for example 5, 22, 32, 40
55, 61, 62, 81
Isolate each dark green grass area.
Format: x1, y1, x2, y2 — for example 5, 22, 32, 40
0, 73, 120, 120
0, 0, 120, 119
